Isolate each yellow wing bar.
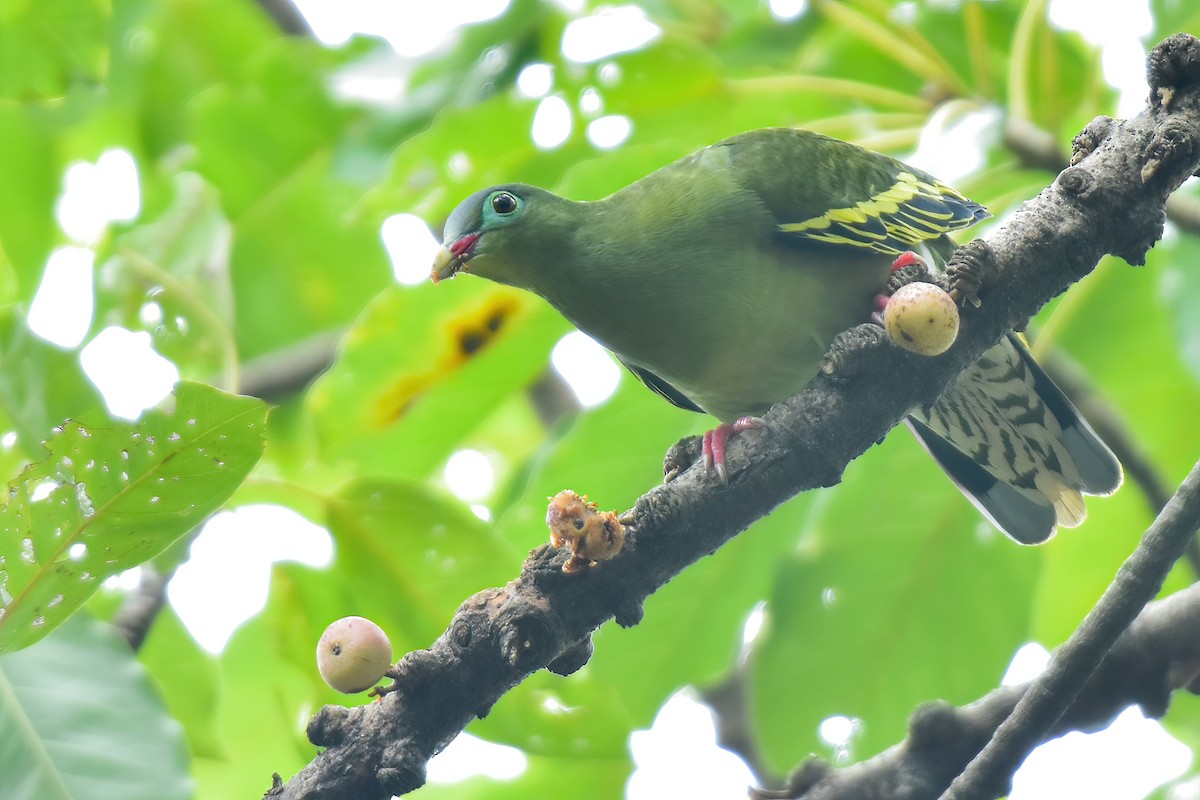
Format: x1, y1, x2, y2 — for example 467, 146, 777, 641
778, 172, 985, 255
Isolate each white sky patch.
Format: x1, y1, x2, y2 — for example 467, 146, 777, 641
532, 95, 572, 149
169, 505, 333, 653
382, 213, 441, 285
561, 6, 661, 63
628, 691, 756, 800
741, 601, 766, 648
1001, 642, 1191, 798
768, 0, 808, 21
517, 62, 554, 98
598, 62, 622, 86
332, 55, 409, 105
139, 300, 164, 327
906, 102, 1000, 185
427, 732, 527, 783
1011, 707, 1191, 800
29, 479, 57, 502
1048, 0, 1153, 118
816, 714, 864, 753
768, 0, 806, 20
55, 148, 140, 244
1174, 777, 1200, 800
291, 0, 511, 56
817, 712, 862, 763
443, 449, 495, 501
579, 87, 603, 116
1001, 641, 1051, 685
818, 715, 857, 748
28, 247, 95, 349
103, 566, 143, 593
551, 331, 621, 407
448, 152, 473, 179
586, 115, 633, 150
79, 327, 179, 420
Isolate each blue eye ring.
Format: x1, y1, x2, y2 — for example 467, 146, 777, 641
490, 191, 519, 215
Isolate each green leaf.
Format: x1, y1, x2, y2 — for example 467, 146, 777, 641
171, 40, 393, 361
0, 103, 58, 300
0, 307, 105, 457
1158, 234, 1200, 387
415, 750, 630, 800
0, 0, 109, 102
96, 172, 236, 385
1150, 0, 1200, 47
0, 382, 267, 652
749, 430, 1039, 770
223, 151, 393, 361
406, 0, 559, 111
0, 612, 192, 800
326, 478, 519, 652
196, 609, 318, 799
138, 604, 224, 759
308, 279, 569, 480
1028, 254, 1200, 644
130, 0, 283, 159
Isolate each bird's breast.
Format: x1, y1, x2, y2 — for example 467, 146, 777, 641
548, 232, 890, 422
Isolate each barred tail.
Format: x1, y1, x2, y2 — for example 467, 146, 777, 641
907, 334, 1122, 545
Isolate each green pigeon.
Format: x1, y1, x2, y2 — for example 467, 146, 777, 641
431, 127, 1121, 544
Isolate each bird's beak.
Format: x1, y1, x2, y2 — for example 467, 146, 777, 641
431, 232, 480, 284
431, 245, 460, 284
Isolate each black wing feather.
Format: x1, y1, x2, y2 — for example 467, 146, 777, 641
617, 358, 704, 414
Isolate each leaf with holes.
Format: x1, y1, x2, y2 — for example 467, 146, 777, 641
0, 382, 267, 653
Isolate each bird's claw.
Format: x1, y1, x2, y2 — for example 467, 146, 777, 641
878, 247, 989, 313
663, 436, 702, 482
945, 239, 994, 308
702, 417, 764, 483
821, 323, 890, 379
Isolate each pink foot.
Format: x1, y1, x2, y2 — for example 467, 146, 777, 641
873, 251, 931, 325
891, 250, 925, 272
871, 292, 890, 325
702, 416, 764, 482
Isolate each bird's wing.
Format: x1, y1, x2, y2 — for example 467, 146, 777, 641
616, 357, 704, 414
775, 170, 986, 255
716, 128, 989, 256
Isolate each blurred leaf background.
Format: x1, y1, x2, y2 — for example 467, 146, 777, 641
0, 0, 1198, 798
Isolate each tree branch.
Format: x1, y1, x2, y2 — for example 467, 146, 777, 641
939, 457, 1200, 800
753, 580, 1200, 800
700, 665, 784, 790
252, 0, 313, 38
1004, 105, 1200, 237
267, 33, 1200, 800
113, 566, 170, 651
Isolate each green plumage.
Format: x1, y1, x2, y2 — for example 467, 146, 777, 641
433, 128, 1121, 544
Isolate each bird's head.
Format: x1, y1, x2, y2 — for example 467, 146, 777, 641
432, 184, 546, 286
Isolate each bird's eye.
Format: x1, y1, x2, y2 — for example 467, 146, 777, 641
573, 518, 585, 530
491, 192, 518, 215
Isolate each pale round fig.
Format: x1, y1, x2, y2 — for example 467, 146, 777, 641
316, 616, 393, 694
884, 282, 960, 356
